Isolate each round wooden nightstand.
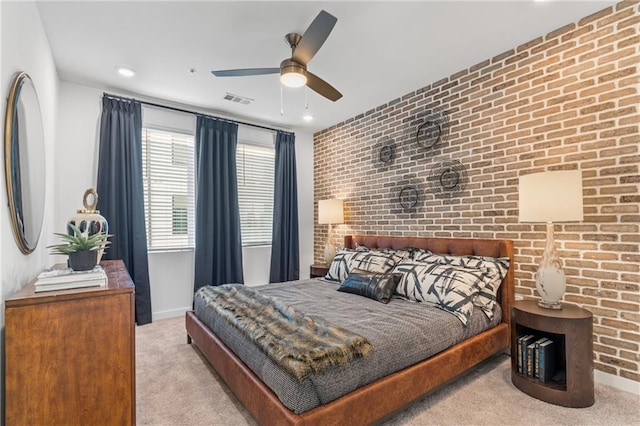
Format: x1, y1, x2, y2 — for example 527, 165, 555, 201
511, 300, 594, 407
310, 263, 330, 278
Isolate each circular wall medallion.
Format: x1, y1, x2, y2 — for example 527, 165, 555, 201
404, 106, 449, 154
428, 159, 468, 198
372, 138, 397, 167
415, 120, 442, 150
439, 167, 460, 189
379, 143, 395, 164
399, 185, 419, 211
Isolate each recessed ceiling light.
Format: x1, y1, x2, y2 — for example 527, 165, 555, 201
116, 66, 136, 77
303, 114, 314, 122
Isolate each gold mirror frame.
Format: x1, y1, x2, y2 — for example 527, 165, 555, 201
4, 72, 46, 254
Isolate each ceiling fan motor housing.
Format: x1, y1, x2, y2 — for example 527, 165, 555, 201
280, 59, 307, 87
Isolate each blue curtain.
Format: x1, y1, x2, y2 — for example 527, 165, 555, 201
194, 116, 244, 292
97, 96, 152, 325
269, 131, 299, 283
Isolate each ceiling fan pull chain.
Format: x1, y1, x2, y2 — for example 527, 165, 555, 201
305, 86, 309, 110
280, 84, 284, 116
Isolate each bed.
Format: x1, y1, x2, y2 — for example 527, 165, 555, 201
186, 235, 514, 425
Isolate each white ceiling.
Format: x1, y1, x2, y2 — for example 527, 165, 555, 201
36, 0, 617, 132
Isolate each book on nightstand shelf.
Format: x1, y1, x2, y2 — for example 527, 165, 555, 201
516, 333, 558, 383
526, 342, 536, 377
34, 263, 107, 292
537, 339, 556, 383
517, 335, 535, 374
532, 337, 550, 378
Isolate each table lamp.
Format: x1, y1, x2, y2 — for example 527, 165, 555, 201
318, 199, 344, 264
519, 170, 583, 309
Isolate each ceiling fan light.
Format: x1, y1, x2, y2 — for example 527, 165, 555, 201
280, 70, 307, 88
280, 60, 307, 88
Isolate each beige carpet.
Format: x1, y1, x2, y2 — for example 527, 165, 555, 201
136, 317, 639, 425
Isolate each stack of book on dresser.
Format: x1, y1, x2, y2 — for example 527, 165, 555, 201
516, 334, 557, 383
34, 264, 107, 293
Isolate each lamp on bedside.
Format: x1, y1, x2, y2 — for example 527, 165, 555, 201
519, 170, 583, 309
318, 199, 344, 264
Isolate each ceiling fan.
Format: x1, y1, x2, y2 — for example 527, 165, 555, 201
211, 10, 342, 102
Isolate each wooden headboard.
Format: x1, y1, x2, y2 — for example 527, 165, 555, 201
344, 235, 515, 326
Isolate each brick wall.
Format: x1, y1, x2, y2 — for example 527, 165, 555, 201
314, 2, 639, 384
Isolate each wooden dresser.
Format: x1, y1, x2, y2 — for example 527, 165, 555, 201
5, 260, 136, 425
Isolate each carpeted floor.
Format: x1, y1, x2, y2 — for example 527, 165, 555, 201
136, 316, 639, 425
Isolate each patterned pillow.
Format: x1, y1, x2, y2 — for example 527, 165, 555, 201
325, 249, 398, 282
412, 251, 510, 320
354, 245, 414, 263
392, 260, 484, 326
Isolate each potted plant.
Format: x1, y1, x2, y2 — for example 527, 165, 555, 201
48, 223, 111, 271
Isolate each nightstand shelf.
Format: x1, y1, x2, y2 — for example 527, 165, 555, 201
511, 300, 594, 408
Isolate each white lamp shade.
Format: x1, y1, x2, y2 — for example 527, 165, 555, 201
318, 199, 344, 224
519, 170, 584, 223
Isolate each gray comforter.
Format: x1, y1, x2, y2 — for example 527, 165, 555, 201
194, 278, 501, 414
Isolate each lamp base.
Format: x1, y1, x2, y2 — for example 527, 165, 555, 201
537, 299, 563, 310
323, 243, 336, 265
535, 223, 566, 311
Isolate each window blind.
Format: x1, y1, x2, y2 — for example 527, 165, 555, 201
236, 142, 275, 246
142, 128, 195, 250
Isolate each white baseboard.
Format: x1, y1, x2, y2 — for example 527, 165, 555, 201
152, 307, 191, 321
595, 370, 640, 395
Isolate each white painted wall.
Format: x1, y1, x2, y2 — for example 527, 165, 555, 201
55, 82, 102, 228
0, 0, 59, 414
55, 81, 315, 321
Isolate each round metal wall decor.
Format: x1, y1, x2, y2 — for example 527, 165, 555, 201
391, 175, 424, 214
404, 106, 449, 153
379, 143, 395, 164
427, 159, 468, 198
372, 138, 397, 168
399, 185, 419, 211
415, 120, 442, 150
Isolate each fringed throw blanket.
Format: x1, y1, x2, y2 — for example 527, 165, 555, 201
197, 284, 373, 382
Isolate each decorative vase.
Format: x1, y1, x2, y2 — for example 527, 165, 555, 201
67, 188, 109, 263
68, 250, 98, 271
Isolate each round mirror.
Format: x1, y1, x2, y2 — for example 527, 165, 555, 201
4, 72, 46, 254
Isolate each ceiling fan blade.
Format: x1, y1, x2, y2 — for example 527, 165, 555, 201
306, 72, 342, 102
292, 10, 337, 65
211, 68, 279, 77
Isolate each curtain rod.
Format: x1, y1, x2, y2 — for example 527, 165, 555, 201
102, 92, 292, 135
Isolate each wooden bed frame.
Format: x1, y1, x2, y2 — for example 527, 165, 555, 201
186, 235, 514, 425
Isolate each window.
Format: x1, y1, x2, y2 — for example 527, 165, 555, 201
142, 128, 195, 250
141, 125, 275, 249
236, 142, 275, 246
171, 195, 188, 235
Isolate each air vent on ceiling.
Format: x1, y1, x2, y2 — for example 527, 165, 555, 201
223, 92, 253, 105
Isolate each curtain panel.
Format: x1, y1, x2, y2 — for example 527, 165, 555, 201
194, 116, 244, 292
269, 131, 299, 283
97, 96, 152, 325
